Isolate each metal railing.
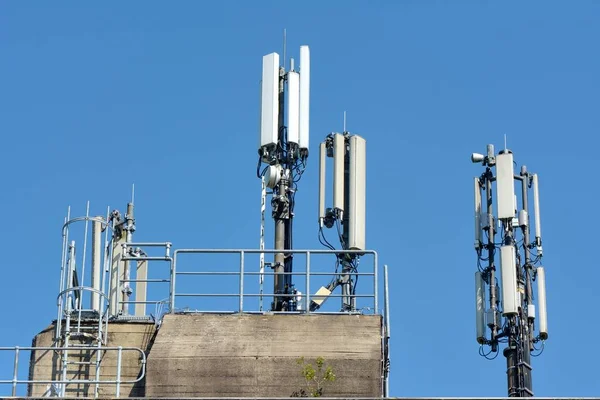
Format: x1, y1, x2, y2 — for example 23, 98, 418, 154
116, 242, 172, 318
170, 248, 380, 314
0, 346, 146, 397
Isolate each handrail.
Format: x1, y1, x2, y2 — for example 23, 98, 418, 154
0, 346, 146, 397
171, 248, 379, 314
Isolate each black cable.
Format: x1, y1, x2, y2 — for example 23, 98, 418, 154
318, 226, 336, 251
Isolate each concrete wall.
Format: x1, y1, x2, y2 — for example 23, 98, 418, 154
28, 320, 156, 398
146, 313, 383, 398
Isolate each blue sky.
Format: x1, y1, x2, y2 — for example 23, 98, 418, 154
1, 1, 599, 397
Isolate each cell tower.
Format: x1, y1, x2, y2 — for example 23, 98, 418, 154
312, 127, 367, 311
472, 144, 548, 397
257, 39, 310, 311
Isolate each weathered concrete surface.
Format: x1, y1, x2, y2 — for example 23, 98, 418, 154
28, 320, 156, 398
146, 313, 383, 398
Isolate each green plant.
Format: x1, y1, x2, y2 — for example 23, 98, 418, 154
292, 356, 336, 397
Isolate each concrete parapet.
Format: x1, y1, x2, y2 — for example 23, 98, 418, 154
146, 313, 383, 398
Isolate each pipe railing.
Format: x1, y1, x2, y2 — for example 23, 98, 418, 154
170, 248, 380, 314
0, 346, 146, 398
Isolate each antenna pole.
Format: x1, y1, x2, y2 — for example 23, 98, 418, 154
271, 64, 291, 311
258, 42, 310, 311
472, 145, 545, 397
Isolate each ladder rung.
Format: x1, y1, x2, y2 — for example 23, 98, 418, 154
66, 360, 99, 365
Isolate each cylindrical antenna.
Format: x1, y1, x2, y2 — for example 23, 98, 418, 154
537, 267, 548, 340
318, 142, 326, 226
475, 271, 486, 343
282, 28, 287, 70
474, 177, 482, 248
532, 174, 542, 246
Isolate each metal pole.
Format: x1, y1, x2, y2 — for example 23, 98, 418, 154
12, 346, 19, 397
115, 346, 122, 398
520, 171, 534, 396
305, 252, 311, 314
91, 218, 102, 312
272, 66, 288, 311
239, 251, 245, 312
383, 265, 390, 397
170, 258, 176, 313
485, 171, 498, 345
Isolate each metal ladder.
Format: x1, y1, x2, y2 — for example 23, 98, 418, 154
54, 239, 108, 398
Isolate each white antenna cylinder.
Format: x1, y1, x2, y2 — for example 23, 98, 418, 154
333, 133, 345, 214
259, 52, 279, 150
500, 245, 519, 315
496, 151, 515, 219
475, 271, 486, 344
91, 218, 102, 312
318, 142, 326, 225
537, 267, 548, 339
474, 177, 482, 248
299, 45, 310, 151
348, 135, 366, 250
287, 71, 300, 144
532, 174, 542, 243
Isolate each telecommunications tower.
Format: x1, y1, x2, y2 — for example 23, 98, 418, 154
472, 144, 548, 397
312, 126, 367, 312
257, 39, 310, 311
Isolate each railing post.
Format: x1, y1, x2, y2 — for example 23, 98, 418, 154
116, 346, 122, 398
305, 252, 310, 314
169, 256, 176, 314
12, 346, 19, 396
374, 252, 379, 314
239, 251, 245, 312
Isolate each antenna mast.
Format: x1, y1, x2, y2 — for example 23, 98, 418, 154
257, 39, 310, 311
471, 145, 548, 397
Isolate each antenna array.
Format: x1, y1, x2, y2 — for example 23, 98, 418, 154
472, 145, 548, 397
257, 40, 310, 311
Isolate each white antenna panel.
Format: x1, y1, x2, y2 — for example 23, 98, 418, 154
299, 45, 310, 150
474, 177, 482, 247
496, 152, 515, 220
287, 71, 300, 144
348, 135, 366, 250
500, 245, 519, 315
260, 52, 279, 149
333, 133, 345, 213
318, 142, 326, 224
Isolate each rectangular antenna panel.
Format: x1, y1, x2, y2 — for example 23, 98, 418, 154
348, 135, 366, 250
537, 266, 548, 339
287, 71, 300, 144
500, 245, 518, 315
333, 133, 345, 213
299, 45, 310, 150
259, 52, 279, 149
319, 142, 326, 223
496, 152, 515, 219
475, 271, 486, 344
474, 177, 482, 247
